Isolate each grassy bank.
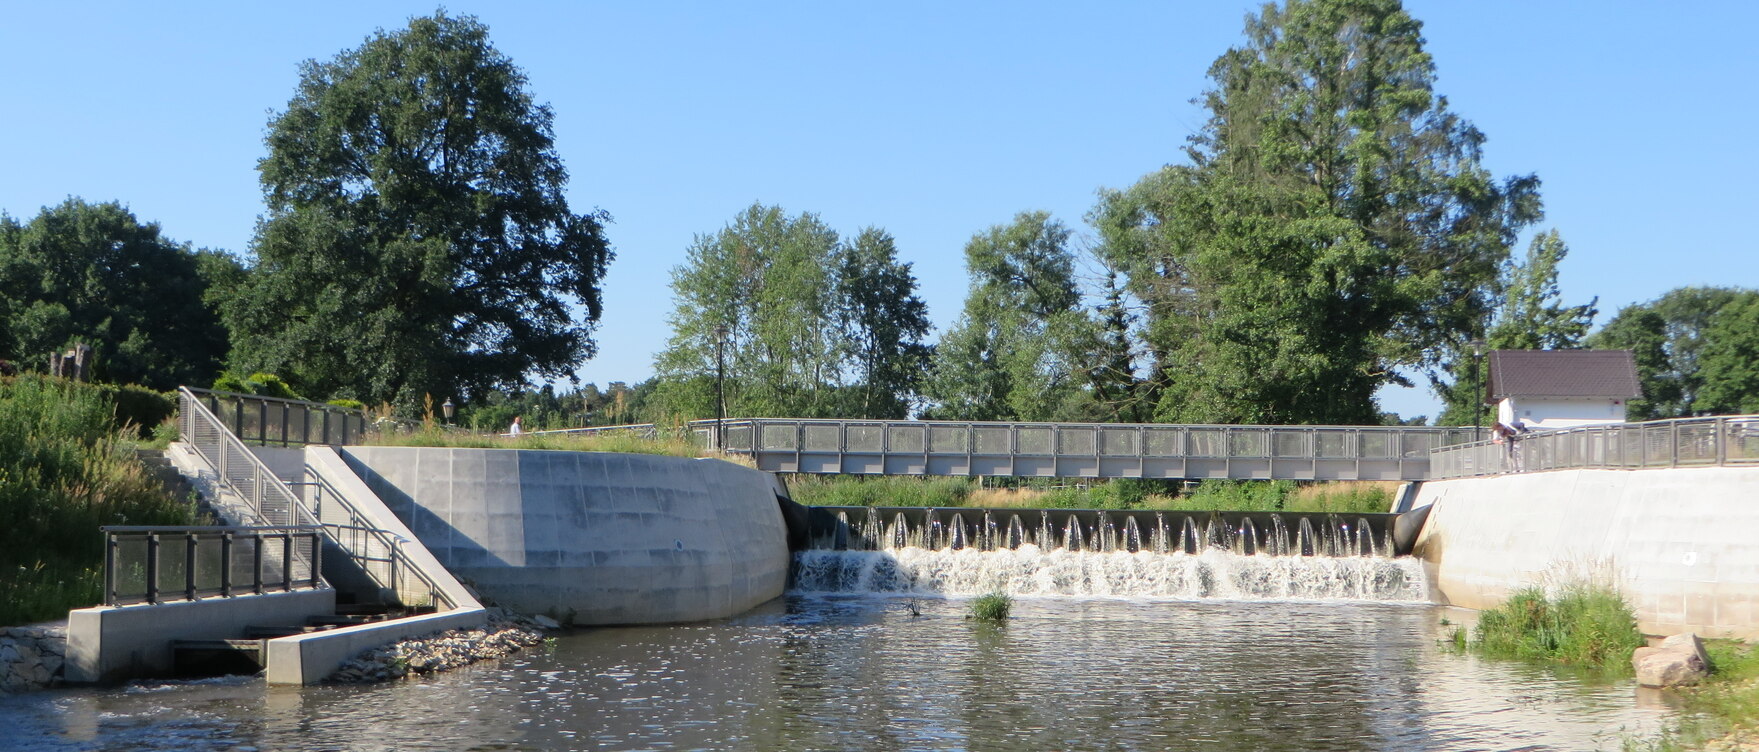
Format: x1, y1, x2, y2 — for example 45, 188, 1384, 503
1629, 641, 1759, 751
783, 475, 1395, 514
0, 375, 197, 626
364, 426, 753, 465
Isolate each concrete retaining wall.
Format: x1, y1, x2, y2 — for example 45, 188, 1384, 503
264, 608, 486, 685
1413, 467, 1759, 638
64, 589, 335, 684
340, 448, 791, 625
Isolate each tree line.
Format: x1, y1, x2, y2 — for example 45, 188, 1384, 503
3, 2, 1757, 426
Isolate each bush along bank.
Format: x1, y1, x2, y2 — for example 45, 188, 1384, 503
1467, 583, 1645, 670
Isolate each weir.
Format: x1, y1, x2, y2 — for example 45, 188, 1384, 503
791, 506, 1429, 602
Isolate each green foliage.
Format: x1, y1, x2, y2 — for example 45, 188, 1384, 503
1093, 0, 1541, 425
0, 199, 232, 390
1589, 287, 1759, 419
326, 398, 366, 410
363, 425, 714, 460
651, 205, 932, 421
925, 211, 1095, 421
212, 370, 304, 401
0, 375, 197, 625
970, 592, 1012, 622
225, 11, 612, 410
104, 384, 176, 439
1174, 480, 1297, 512
785, 475, 976, 508
1471, 584, 1644, 669
1698, 294, 1759, 414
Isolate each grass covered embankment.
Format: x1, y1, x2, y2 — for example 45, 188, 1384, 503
364, 426, 754, 466
784, 475, 1395, 514
0, 375, 196, 625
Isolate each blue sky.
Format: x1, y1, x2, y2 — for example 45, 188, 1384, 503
3, 2, 1754, 420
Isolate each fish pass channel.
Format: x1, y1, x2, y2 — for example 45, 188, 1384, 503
792, 505, 1429, 601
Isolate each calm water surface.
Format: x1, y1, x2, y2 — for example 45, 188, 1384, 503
4, 595, 1675, 751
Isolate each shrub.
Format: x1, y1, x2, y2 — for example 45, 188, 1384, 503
105, 383, 176, 439
1473, 583, 1644, 669
212, 371, 303, 401
970, 592, 1012, 622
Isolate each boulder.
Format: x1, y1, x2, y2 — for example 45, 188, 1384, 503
1633, 633, 1713, 688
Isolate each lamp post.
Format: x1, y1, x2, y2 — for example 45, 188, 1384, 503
441, 398, 455, 427
1467, 339, 1486, 442
714, 324, 729, 449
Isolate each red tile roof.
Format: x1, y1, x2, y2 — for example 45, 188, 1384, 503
1486, 349, 1642, 400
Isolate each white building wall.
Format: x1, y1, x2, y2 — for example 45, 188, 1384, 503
1496, 397, 1627, 430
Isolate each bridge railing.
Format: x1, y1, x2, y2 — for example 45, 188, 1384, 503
692, 418, 1476, 479
696, 418, 1475, 458
102, 525, 323, 606
1428, 415, 1759, 479
182, 387, 437, 447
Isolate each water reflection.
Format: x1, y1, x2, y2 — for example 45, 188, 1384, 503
3, 597, 1672, 751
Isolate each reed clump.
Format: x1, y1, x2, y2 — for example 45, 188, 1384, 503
0, 375, 197, 625
1471, 583, 1644, 669
970, 592, 1012, 622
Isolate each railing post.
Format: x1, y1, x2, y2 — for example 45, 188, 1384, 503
282, 533, 294, 592
280, 402, 290, 447
103, 532, 116, 606
1717, 416, 1729, 467
145, 532, 160, 605
220, 532, 233, 597
185, 532, 198, 601
252, 533, 265, 595
310, 531, 323, 589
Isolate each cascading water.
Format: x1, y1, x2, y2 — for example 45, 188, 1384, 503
794, 507, 1428, 603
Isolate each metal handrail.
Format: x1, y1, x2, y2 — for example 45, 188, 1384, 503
177, 387, 453, 609
1427, 414, 1759, 478
691, 417, 1477, 460
102, 525, 323, 606
301, 461, 456, 610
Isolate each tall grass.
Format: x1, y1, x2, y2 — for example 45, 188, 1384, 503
1471, 583, 1645, 669
0, 375, 196, 625
970, 592, 1012, 622
364, 426, 752, 465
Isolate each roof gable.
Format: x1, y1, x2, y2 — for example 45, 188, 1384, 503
1486, 349, 1642, 400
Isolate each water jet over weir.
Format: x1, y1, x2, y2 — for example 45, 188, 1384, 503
788, 506, 1429, 602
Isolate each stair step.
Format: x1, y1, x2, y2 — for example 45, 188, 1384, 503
173, 639, 264, 652
307, 615, 386, 627
244, 625, 328, 638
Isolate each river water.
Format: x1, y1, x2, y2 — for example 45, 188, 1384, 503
4, 550, 1679, 751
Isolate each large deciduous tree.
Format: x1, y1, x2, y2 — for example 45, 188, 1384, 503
1093, 0, 1541, 425
925, 211, 1091, 421
835, 228, 934, 418
1698, 294, 1759, 415
1590, 287, 1759, 419
224, 11, 611, 407
0, 199, 232, 389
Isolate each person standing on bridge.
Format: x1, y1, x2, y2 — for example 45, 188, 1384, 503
508, 416, 523, 437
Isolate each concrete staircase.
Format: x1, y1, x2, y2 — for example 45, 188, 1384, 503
170, 601, 439, 678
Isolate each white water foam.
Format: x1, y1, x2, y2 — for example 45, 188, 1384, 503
792, 545, 1429, 602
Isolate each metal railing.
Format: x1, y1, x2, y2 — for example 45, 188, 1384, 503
185, 387, 376, 447
696, 418, 1478, 480
102, 525, 323, 606
529, 422, 669, 440
1428, 415, 1759, 479
177, 388, 454, 609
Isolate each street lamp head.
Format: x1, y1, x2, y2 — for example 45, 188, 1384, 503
1467, 339, 1486, 357
441, 398, 455, 421
713, 324, 729, 341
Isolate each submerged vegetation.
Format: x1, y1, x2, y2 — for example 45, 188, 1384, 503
1469, 583, 1644, 670
970, 592, 1012, 623
0, 375, 197, 625
784, 475, 1394, 514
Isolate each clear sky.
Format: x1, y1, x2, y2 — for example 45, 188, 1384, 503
3, 1, 1754, 420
